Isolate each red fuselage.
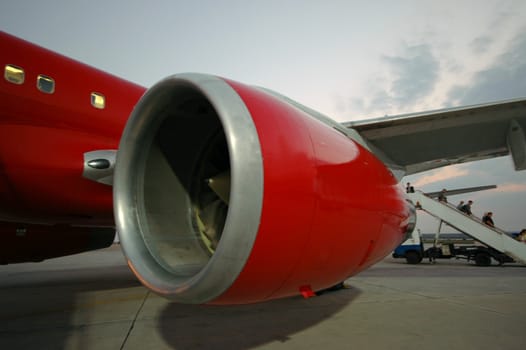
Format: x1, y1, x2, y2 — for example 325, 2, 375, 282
0, 31, 412, 303
0, 31, 145, 224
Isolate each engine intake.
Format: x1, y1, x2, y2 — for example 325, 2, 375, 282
114, 74, 410, 304
114, 74, 263, 303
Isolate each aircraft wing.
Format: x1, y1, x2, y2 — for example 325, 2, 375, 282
344, 98, 526, 176
424, 185, 497, 198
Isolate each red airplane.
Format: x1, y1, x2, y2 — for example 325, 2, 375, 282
1, 31, 525, 304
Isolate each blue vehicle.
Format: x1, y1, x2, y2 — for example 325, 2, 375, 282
392, 230, 424, 264
392, 229, 515, 266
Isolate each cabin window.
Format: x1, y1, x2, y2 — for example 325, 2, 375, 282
37, 74, 55, 94
91, 92, 105, 109
4, 64, 25, 84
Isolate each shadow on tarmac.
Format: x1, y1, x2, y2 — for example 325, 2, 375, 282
158, 287, 361, 349
0, 251, 142, 350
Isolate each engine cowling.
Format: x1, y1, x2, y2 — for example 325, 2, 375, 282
114, 73, 413, 304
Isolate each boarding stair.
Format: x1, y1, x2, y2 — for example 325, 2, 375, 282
406, 191, 526, 264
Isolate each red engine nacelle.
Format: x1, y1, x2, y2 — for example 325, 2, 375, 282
114, 74, 414, 304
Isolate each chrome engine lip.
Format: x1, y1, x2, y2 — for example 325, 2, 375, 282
114, 73, 264, 303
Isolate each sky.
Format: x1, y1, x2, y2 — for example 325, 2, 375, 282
1, 0, 525, 233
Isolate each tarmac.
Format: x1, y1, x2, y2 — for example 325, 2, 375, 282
1, 244, 525, 350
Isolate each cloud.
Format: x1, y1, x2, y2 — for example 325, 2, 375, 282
470, 35, 493, 55
468, 7, 517, 56
382, 43, 440, 106
411, 167, 469, 188
497, 183, 526, 193
447, 29, 526, 105
344, 43, 440, 116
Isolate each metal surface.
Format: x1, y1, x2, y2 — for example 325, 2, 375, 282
424, 185, 497, 198
407, 191, 526, 264
2, 31, 412, 305
83, 150, 117, 185
213, 79, 411, 303
508, 119, 526, 170
113, 73, 412, 304
113, 74, 264, 303
0, 31, 145, 225
345, 98, 526, 175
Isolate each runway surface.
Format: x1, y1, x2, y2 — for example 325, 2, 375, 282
1, 244, 525, 350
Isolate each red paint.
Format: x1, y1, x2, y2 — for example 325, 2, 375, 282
0, 31, 145, 224
210, 81, 409, 304
0, 32, 410, 304
299, 285, 316, 299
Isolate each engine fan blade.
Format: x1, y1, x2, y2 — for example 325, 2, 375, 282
196, 198, 227, 251
206, 171, 230, 205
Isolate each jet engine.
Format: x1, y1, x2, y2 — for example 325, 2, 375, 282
114, 74, 414, 304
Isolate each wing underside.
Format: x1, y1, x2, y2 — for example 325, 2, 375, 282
344, 98, 526, 176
